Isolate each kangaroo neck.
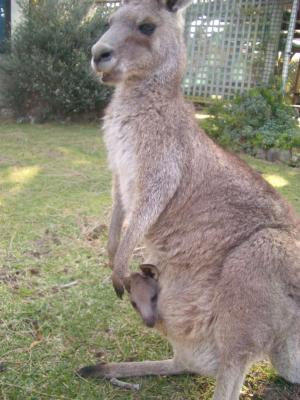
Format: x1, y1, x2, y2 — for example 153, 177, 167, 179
112, 76, 185, 114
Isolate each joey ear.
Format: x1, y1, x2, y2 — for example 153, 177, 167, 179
140, 264, 159, 280
159, 0, 193, 12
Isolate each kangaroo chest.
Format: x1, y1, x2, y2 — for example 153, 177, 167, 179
103, 114, 137, 216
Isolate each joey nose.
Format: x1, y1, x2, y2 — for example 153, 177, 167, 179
144, 316, 156, 328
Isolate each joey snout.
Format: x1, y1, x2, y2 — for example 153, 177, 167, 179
141, 311, 157, 328
131, 294, 158, 328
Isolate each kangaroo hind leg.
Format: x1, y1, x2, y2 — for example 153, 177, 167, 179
270, 329, 300, 384
212, 356, 249, 400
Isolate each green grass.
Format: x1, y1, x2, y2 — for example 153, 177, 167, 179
0, 123, 299, 400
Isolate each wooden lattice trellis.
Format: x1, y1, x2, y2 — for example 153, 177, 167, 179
95, 0, 120, 15
184, 0, 292, 100
95, 0, 293, 100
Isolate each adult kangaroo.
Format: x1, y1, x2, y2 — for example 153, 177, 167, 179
79, 0, 300, 398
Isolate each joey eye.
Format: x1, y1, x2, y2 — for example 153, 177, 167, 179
138, 23, 156, 36
151, 294, 158, 303
131, 301, 137, 309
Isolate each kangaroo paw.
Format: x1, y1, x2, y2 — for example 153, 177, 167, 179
77, 363, 109, 378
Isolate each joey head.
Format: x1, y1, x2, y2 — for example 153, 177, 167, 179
126, 264, 159, 328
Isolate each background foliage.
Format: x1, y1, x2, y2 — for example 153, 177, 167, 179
0, 0, 110, 120
202, 86, 300, 157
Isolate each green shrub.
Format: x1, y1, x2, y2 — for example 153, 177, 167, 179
0, 0, 110, 120
202, 86, 300, 155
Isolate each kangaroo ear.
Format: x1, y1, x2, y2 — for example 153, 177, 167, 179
140, 264, 159, 280
160, 0, 193, 12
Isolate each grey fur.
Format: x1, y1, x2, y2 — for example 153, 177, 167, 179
80, 0, 300, 398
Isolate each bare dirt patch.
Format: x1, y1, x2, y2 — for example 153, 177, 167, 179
78, 215, 107, 237
0, 268, 24, 289
0, 156, 19, 167
26, 229, 62, 259
46, 150, 64, 159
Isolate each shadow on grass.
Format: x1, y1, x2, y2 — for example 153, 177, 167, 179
257, 376, 300, 400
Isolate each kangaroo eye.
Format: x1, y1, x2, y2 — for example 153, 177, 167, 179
151, 294, 158, 303
138, 23, 156, 36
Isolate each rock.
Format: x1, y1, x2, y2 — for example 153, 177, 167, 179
255, 148, 267, 160
290, 152, 300, 167
278, 150, 291, 164
266, 148, 280, 162
265, 148, 290, 163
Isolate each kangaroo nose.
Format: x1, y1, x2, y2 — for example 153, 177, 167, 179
92, 43, 114, 66
94, 49, 113, 64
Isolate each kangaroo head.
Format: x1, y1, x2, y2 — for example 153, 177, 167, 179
91, 0, 193, 85
126, 264, 160, 328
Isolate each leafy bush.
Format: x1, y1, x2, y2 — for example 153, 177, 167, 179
202, 86, 300, 155
0, 0, 110, 120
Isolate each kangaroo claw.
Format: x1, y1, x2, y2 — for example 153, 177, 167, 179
112, 272, 125, 299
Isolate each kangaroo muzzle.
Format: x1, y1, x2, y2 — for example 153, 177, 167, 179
91, 42, 116, 73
